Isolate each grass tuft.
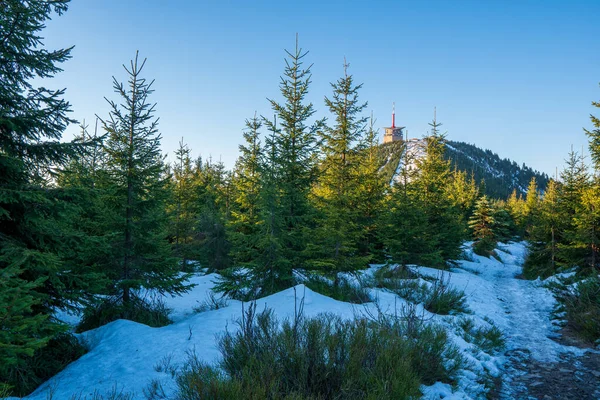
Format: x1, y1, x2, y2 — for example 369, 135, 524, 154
175, 301, 463, 399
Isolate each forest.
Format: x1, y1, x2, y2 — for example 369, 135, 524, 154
1, 2, 599, 399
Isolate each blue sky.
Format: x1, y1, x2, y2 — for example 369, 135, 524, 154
43, 0, 600, 176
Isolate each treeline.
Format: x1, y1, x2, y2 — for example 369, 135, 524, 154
445, 140, 550, 199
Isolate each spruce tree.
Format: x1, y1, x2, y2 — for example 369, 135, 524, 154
195, 157, 232, 270
583, 86, 600, 271
413, 113, 465, 266
310, 61, 369, 282
557, 150, 589, 268
355, 114, 387, 258
0, 1, 101, 392
98, 52, 189, 306
526, 179, 560, 276
382, 166, 429, 266
523, 177, 540, 238
261, 37, 324, 287
469, 196, 496, 256
228, 114, 263, 266
585, 84, 600, 170
169, 138, 199, 269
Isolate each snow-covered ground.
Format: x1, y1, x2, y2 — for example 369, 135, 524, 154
7, 242, 589, 400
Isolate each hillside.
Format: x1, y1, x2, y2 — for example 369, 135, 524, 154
379, 139, 550, 199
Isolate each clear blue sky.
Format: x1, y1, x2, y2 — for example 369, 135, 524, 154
42, 0, 600, 176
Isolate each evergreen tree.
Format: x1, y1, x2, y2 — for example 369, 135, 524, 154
523, 177, 540, 238
310, 61, 369, 282
448, 169, 479, 222
355, 114, 387, 258
260, 37, 324, 288
0, 1, 102, 392
169, 138, 199, 269
526, 179, 560, 276
381, 161, 429, 266
557, 150, 589, 268
469, 196, 496, 256
585, 84, 600, 171
98, 52, 189, 305
506, 188, 526, 236
195, 157, 232, 270
228, 114, 263, 266
412, 113, 465, 266
573, 183, 600, 271
491, 203, 517, 243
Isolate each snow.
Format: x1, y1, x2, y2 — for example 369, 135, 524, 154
7, 241, 590, 400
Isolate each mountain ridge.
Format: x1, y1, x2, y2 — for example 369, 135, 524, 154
378, 139, 550, 199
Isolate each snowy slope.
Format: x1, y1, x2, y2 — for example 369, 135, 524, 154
7, 242, 588, 400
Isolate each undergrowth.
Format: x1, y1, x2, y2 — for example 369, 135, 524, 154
304, 275, 372, 304
175, 299, 463, 399
375, 269, 469, 316
552, 274, 600, 343
1, 332, 87, 397
458, 317, 506, 354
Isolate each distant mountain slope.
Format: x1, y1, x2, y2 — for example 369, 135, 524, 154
378, 139, 549, 199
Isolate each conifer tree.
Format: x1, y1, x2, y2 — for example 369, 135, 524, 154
261, 37, 324, 286
98, 53, 189, 305
523, 177, 540, 238
469, 196, 496, 256
310, 61, 369, 282
0, 1, 102, 392
381, 154, 429, 266
251, 116, 287, 295
448, 169, 479, 222
582, 87, 600, 271
169, 138, 198, 269
228, 114, 263, 265
526, 179, 560, 275
413, 113, 465, 266
506, 189, 526, 236
557, 150, 589, 268
195, 157, 232, 270
355, 114, 387, 257
585, 84, 600, 170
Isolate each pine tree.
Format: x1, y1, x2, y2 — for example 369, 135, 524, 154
98, 52, 189, 306
310, 61, 369, 282
469, 196, 496, 256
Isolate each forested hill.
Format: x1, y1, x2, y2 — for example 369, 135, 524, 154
379, 140, 550, 199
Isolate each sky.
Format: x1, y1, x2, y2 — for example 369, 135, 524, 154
41, 0, 600, 176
